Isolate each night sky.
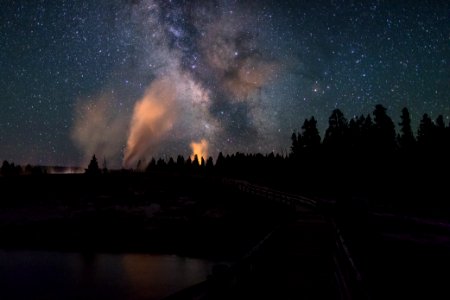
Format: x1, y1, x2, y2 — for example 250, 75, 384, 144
1, 0, 449, 167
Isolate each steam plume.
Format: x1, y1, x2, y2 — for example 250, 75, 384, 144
124, 78, 177, 168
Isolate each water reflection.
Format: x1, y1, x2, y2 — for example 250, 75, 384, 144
122, 255, 212, 300
0, 250, 216, 300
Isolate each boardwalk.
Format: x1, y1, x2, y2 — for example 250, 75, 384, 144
166, 179, 364, 300
167, 178, 450, 299
227, 210, 337, 299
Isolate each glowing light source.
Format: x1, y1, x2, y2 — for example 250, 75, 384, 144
190, 139, 208, 163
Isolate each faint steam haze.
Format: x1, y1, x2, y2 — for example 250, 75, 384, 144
190, 139, 209, 163
71, 96, 128, 167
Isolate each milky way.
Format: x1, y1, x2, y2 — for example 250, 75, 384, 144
1, 1, 449, 167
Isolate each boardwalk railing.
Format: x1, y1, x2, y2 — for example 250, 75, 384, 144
223, 178, 317, 209
332, 222, 368, 300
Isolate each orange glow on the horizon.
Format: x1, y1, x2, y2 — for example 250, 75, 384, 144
190, 139, 208, 163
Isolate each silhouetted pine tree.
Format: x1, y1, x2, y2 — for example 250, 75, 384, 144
373, 104, 396, 151
446, 121, 450, 153
361, 114, 374, 148
206, 157, 214, 170
347, 114, 374, 167
291, 132, 299, 156
176, 155, 185, 171
168, 157, 175, 170
216, 152, 225, 170
417, 113, 435, 148
86, 155, 101, 175
192, 155, 199, 168
201, 157, 206, 168
1, 160, 11, 176
146, 158, 156, 172
184, 156, 192, 172
398, 107, 416, 150
436, 115, 445, 130
301, 117, 321, 150
348, 117, 360, 149
435, 115, 446, 149
156, 158, 166, 169
323, 109, 348, 150
290, 131, 304, 159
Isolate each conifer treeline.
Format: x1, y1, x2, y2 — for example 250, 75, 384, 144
142, 104, 449, 173
2, 104, 449, 180
290, 104, 450, 157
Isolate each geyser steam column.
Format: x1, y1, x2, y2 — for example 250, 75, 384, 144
123, 78, 177, 168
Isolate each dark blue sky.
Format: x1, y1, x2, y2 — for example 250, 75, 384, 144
1, 0, 449, 167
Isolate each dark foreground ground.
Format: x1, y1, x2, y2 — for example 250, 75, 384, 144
1, 172, 449, 299
0, 173, 294, 259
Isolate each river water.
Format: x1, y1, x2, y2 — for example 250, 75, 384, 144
0, 250, 217, 300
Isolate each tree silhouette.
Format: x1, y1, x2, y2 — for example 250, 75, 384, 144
417, 113, 434, 147
1, 160, 10, 176
86, 155, 101, 175
346, 114, 372, 150
301, 117, 321, 150
25, 164, 33, 174
373, 104, 396, 151
348, 117, 360, 149
146, 158, 156, 172
185, 156, 192, 170
176, 155, 185, 168
323, 109, 348, 150
291, 132, 299, 155
398, 107, 415, 150
201, 157, 206, 168
435, 115, 447, 149
216, 152, 225, 171
361, 114, 374, 149
192, 155, 200, 168
168, 157, 175, 170
290, 132, 304, 159
157, 158, 166, 169
436, 115, 445, 129
206, 157, 214, 170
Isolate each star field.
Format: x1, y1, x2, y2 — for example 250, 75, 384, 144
1, 0, 449, 167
